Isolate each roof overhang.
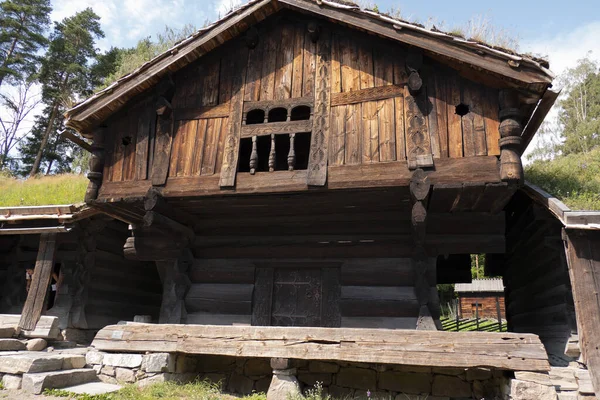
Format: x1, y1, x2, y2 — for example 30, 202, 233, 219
65, 0, 554, 137
0, 203, 99, 235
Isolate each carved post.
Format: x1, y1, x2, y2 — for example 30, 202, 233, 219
269, 134, 276, 172
410, 169, 438, 331
288, 133, 296, 171
85, 127, 106, 203
250, 135, 258, 174
406, 51, 423, 94
157, 249, 192, 324
499, 90, 524, 184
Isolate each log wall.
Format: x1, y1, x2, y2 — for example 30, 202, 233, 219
458, 294, 505, 319
502, 193, 577, 366
99, 12, 501, 194
186, 258, 439, 330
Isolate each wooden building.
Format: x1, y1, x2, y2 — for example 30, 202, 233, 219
454, 278, 505, 319
3, 0, 600, 396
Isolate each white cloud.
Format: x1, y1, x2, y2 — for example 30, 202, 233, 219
213, 0, 243, 19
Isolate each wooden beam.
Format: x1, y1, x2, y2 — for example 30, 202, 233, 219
61, 130, 92, 153
173, 103, 230, 120
330, 85, 404, 106
19, 233, 57, 331
520, 88, 560, 154
563, 229, 600, 397
240, 120, 313, 138
92, 323, 550, 371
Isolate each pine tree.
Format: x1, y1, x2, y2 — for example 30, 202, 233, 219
26, 8, 104, 176
0, 0, 52, 87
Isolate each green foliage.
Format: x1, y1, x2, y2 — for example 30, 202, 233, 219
0, 0, 52, 86
44, 380, 267, 400
525, 148, 600, 210
289, 382, 332, 400
470, 254, 486, 279
557, 56, 600, 155
0, 173, 87, 206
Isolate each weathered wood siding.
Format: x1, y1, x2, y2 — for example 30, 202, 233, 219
186, 258, 439, 330
458, 294, 505, 319
502, 192, 577, 365
99, 12, 501, 192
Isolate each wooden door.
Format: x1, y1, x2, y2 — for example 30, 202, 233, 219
252, 265, 340, 327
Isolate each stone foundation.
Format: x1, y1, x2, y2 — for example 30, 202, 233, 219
83, 351, 597, 399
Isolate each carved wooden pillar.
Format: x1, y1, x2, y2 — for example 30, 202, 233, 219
499, 90, 524, 184
157, 249, 192, 324
410, 169, 438, 330
85, 127, 106, 203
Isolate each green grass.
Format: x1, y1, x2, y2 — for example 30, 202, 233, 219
0, 173, 88, 207
525, 148, 600, 211
44, 381, 267, 400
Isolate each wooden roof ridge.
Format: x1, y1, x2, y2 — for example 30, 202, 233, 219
65, 0, 554, 135
523, 182, 600, 230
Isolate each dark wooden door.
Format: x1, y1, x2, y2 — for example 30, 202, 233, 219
252, 265, 340, 327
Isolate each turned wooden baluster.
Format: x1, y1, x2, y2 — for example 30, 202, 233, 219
288, 133, 296, 171
268, 134, 276, 172
250, 135, 258, 174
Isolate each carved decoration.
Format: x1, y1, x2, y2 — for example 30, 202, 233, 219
240, 120, 313, 137
85, 128, 106, 203
268, 134, 276, 172
250, 135, 258, 175
288, 133, 296, 171
498, 89, 524, 184
405, 88, 434, 169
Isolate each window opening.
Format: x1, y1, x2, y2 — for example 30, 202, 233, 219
290, 105, 311, 121
268, 107, 288, 122
246, 109, 265, 125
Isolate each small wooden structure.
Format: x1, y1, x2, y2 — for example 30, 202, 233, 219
455, 278, 505, 319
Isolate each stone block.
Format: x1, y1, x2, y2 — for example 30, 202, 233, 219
267, 374, 301, 400
103, 353, 143, 368
557, 393, 578, 400
22, 368, 97, 394
25, 338, 47, 351
0, 353, 64, 374
136, 373, 174, 387
62, 355, 86, 370
142, 353, 175, 373
432, 367, 465, 376
575, 369, 594, 395
244, 358, 272, 376
256, 376, 271, 393
466, 367, 492, 381
432, 375, 472, 398
85, 350, 105, 365
98, 374, 118, 384
510, 379, 557, 400
0, 338, 26, 351
336, 367, 376, 390
309, 361, 339, 373
92, 365, 102, 374
175, 354, 198, 373
514, 371, 553, 386
298, 372, 332, 386
0, 327, 15, 338
197, 355, 236, 373
378, 371, 432, 394
115, 367, 135, 383
59, 382, 122, 395
228, 373, 254, 395
101, 366, 116, 377
273, 368, 297, 376
271, 358, 290, 370
550, 367, 578, 391
1, 374, 22, 390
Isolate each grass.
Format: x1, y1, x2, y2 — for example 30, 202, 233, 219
0, 173, 87, 207
525, 148, 600, 210
44, 381, 267, 400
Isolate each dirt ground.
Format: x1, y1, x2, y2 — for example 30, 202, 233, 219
0, 389, 66, 400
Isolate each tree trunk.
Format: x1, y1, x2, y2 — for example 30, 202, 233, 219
0, 37, 19, 88
29, 102, 59, 177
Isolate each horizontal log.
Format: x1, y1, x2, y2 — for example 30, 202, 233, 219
341, 259, 417, 286
341, 286, 416, 301
330, 85, 404, 107
340, 299, 419, 317
186, 313, 251, 325
92, 324, 550, 371
189, 260, 256, 284
240, 120, 313, 137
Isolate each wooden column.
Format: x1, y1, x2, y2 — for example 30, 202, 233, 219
19, 233, 58, 331
85, 127, 106, 203
563, 229, 600, 397
410, 169, 438, 330
157, 249, 192, 324
151, 76, 176, 186
498, 89, 524, 184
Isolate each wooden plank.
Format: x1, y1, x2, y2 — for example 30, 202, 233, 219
463, 80, 487, 156
345, 104, 361, 165
321, 268, 341, 327
214, 117, 229, 174
186, 313, 251, 325
429, 184, 462, 213
341, 298, 419, 317
18, 233, 57, 331
180, 120, 199, 176
189, 261, 255, 284
361, 101, 378, 163
135, 107, 151, 180
447, 73, 463, 158
186, 283, 253, 314
329, 106, 345, 166
425, 71, 441, 158
191, 119, 208, 176
240, 120, 313, 137
433, 72, 449, 158
173, 103, 230, 120
274, 23, 295, 100
219, 54, 234, 106
339, 35, 360, 166
307, 28, 331, 186
0, 315, 59, 339
341, 259, 417, 286
330, 32, 341, 94
201, 118, 222, 175
244, 30, 265, 102
259, 26, 278, 101
122, 111, 137, 181
404, 86, 433, 169
202, 59, 220, 106
331, 85, 404, 107
92, 323, 551, 371
461, 79, 476, 157
564, 230, 600, 397
302, 28, 316, 97
111, 118, 125, 182
252, 267, 274, 326
291, 23, 305, 98
482, 87, 500, 156
169, 121, 182, 177
151, 111, 174, 185
393, 58, 407, 160
219, 45, 248, 187
342, 286, 416, 301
